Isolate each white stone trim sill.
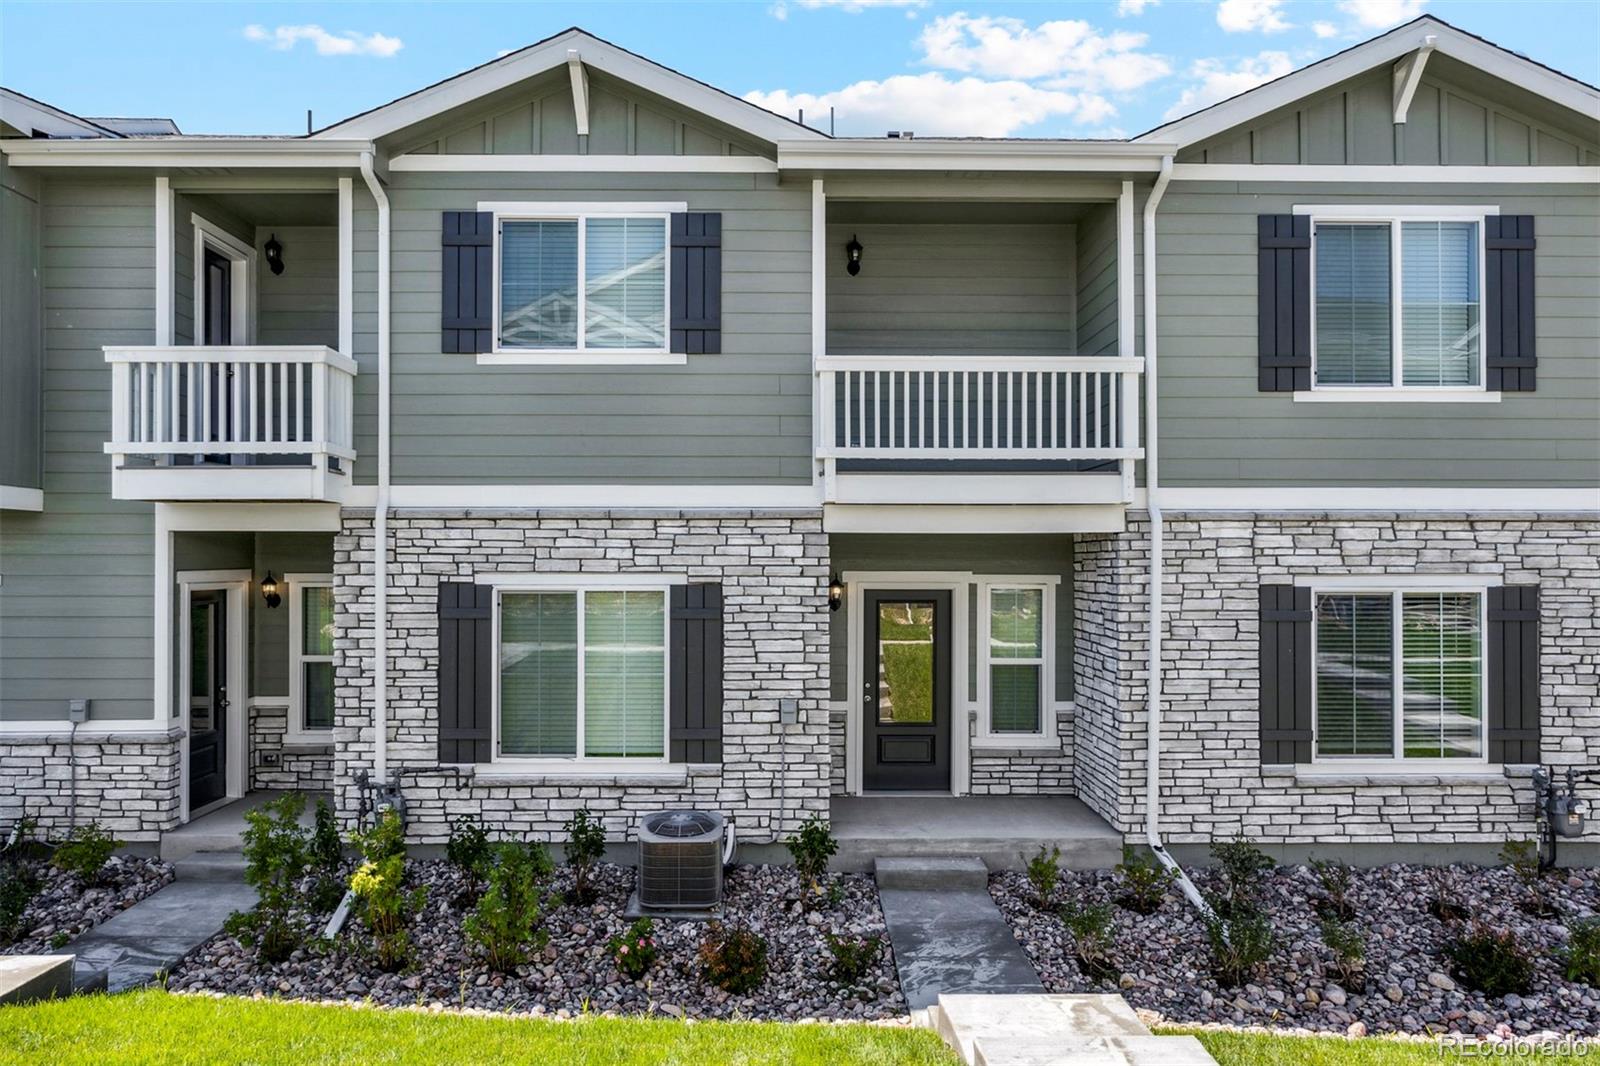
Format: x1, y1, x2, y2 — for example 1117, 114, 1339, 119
0, 725, 184, 744
469, 764, 711, 787
1280, 764, 1513, 788
1294, 389, 1501, 404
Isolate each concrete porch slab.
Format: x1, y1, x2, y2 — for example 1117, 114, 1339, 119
161, 790, 330, 862
832, 795, 1122, 872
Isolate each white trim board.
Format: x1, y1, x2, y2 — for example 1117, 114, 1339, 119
192, 213, 256, 346
1172, 164, 1600, 184
0, 485, 43, 511
393, 154, 777, 173
285, 573, 335, 745
155, 501, 344, 532
175, 572, 250, 823
342, 484, 823, 510
1293, 389, 1501, 404
1149, 487, 1600, 513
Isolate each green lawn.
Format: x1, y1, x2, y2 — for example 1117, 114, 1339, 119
0, 990, 957, 1066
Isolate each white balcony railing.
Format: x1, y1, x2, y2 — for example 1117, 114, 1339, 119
816, 356, 1143, 462
103, 345, 356, 502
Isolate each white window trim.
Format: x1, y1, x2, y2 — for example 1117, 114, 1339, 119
975, 576, 1061, 750
480, 200, 686, 367
1298, 205, 1493, 399
490, 578, 672, 769
190, 213, 256, 346
1309, 581, 1490, 771
286, 573, 334, 743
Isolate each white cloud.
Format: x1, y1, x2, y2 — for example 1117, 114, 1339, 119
917, 13, 1170, 92
1116, 0, 1158, 15
1162, 50, 1294, 120
745, 73, 1115, 137
1311, 21, 1340, 38
1215, 0, 1292, 34
1337, 0, 1427, 28
243, 24, 402, 58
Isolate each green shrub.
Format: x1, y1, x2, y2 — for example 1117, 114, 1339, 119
1563, 918, 1600, 987
353, 806, 407, 865
0, 863, 41, 945
1319, 915, 1366, 987
1209, 834, 1273, 919
1500, 839, 1557, 917
307, 800, 345, 913
1309, 858, 1355, 921
1022, 845, 1062, 909
349, 808, 422, 971
1114, 846, 1174, 916
52, 823, 119, 884
464, 843, 547, 973
1059, 900, 1117, 981
563, 809, 607, 905
234, 793, 312, 962
1202, 895, 1274, 987
785, 815, 838, 906
1447, 921, 1535, 997
699, 921, 768, 994
445, 816, 492, 902
822, 931, 883, 989
608, 917, 659, 980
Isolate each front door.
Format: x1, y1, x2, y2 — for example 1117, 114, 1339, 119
862, 589, 951, 792
188, 591, 228, 811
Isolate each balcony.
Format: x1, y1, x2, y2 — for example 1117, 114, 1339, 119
104, 346, 356, 503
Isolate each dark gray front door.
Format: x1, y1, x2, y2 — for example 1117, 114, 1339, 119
188, 591, 228, 811
862, 589, 951, 792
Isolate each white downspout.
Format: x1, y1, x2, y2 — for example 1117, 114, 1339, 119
1141, 155, 1208, 914
359, 152, 391, 783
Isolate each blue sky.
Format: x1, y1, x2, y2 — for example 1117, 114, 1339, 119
2, 1, 1595, 138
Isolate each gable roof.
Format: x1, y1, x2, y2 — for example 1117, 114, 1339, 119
0, 88, 123, 139
1138, 15, 1600, 148
312, 27, 826, 146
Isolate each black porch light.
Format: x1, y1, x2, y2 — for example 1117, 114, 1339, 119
260, 571, 282, 609
263, 233, 285, 276
828, 574, 845, 612
844, 234, 863, 276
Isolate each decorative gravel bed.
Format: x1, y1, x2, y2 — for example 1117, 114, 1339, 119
991, 862, 1600, 1039
2, 855, 175, 956
168, 861, 907, 1021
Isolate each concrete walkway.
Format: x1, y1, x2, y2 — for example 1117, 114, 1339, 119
55, 878, 256, 993
930, 994, 1217, 1066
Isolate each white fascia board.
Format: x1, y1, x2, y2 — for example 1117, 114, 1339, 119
390, 154, 777, 173
312, 30, 820, 147
1151, 487, 1600, 513
1139, 18, 1600, 149
341, 484, 824, 510
0, 137, 376, 168
1172, 164, 1600, 184
778, 139, 1173, 173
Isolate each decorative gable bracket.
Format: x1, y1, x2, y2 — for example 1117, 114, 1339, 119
1392, 34, 1438, 124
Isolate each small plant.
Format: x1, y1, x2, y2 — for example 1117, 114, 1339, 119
1562, 917, 1600, 987
49, 931, 69, 950
353, 805, 407, 864
1309, 858, 1356, 921
234, 793, 312, 962
307, 800, 346, 913
349, 808, 423, 971
1319, 915, 1367, 988
1426, 866, 1472, 924
1059, 900, 1117, 981
785, 815, 839, 907
699, 921, 769, 994
1202, 894, 1274, 987
52, 822, 119, 884
1500, 839, 1557, 918
1023, 845, 1063, 909
1209, 834, 1274, 919
1114, 846, 1174, 916
445, 816, 492, 903
0, 863, 41, 945
608, 917, 659, 980
823, 930, 883, 989
1447, 921, 1535, 997
464, 842, 547, 973
563, 809, 607, 905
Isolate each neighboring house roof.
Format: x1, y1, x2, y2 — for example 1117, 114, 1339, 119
84, 117, 182, 137
1138, 15, 1600, 147
311, 26, 826, 146
0, 88, 123, 139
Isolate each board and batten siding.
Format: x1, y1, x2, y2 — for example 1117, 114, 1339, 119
1152, 183, 1600, 487
1, 152, 43, 490
0, 177, 156, 722
376, 171, 812, 485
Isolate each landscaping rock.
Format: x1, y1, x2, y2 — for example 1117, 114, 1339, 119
1, 855, 175, 957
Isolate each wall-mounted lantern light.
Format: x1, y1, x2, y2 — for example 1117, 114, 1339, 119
260, 571, 282, 609
845, 234, 863, 277
828, 574, 845, 612
264, 234, 285, 276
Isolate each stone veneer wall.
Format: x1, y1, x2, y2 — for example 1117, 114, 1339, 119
968, 706, 1076, 794
1072, 512, 1600, 847
0, 729, 181, 842
331, 510, 831, 845
247, 704, 335, 792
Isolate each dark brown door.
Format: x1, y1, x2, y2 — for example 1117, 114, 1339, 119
188, 591, 228, 811
862, 589, 951, 792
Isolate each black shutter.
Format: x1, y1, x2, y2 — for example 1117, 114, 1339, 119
441, 211, 493, 354
1258, 215, 1312, 392
1259, 584, 1313, 764
670, 212, 722, 355
437, 582, 493, 763
1486, 216, 1536, 392
669, 583, 724, 763
1488, 585, 1541, 764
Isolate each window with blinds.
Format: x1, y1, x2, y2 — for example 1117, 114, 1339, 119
1313, 588, 1484, 761
498, 588, 667, 761
1311, 215, 1483, 389
988, 587, 1044, 735
499, 215, 667, 352
289, 575, 335, 740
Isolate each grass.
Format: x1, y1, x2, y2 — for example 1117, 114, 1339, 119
0, 990, 957, 1066
1170, 1027, 1578, 1064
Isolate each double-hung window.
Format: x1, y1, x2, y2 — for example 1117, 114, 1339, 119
495, 583, 668, 764
1312, 585, 1486, 764
288, 574, 335, 741
490, 204, 672, 360
977, 581, 1056, 747
1308, 207, 1488, 393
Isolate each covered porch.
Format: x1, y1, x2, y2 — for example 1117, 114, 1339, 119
830, 795, 1122, 872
